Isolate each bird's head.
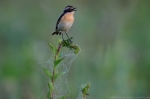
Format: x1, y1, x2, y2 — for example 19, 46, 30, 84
64, 5, 77, 13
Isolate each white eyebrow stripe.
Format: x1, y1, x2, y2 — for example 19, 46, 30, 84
65, 7, 70, 10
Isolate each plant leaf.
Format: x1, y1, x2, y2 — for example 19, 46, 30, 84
54, 72, 65, 81
81, 82, 90, 98
48, 43, 55, 53
47, 90, 50, 99
70, 44, 81, 54
43, 68, 52, 80
54, 58, 64, 67
48, 82, 54, 92
58, 94, 69, 99
58, 96, 66, 99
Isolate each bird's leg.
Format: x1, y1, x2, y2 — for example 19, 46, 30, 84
65, 32, 72, 43
62, 33, 65, 41
65, 32, 70, 39
59, 31, 61, 35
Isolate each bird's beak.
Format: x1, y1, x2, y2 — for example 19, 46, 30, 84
73, 7, 77, 11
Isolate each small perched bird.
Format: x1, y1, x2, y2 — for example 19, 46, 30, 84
52, 5, 77, 40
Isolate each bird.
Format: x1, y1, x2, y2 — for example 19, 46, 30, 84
52, 5, 77, 41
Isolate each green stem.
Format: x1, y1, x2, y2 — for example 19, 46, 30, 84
51, 42, 62, 99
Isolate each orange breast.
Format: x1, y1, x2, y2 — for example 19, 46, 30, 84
61, 13, 74, 22
58, 13, 74, 32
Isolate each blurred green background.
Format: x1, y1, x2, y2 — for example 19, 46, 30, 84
1, 0, 150, 99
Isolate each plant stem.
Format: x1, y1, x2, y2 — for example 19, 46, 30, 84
54, 43, 62, 62
51, 42, 62, 99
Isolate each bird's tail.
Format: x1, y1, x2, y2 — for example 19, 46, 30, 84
52, 31, 61, 35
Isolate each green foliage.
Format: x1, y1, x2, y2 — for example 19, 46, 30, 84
70, 44, 80, 54
81, 82, 90, 98
47, 82, 54, 99
54, 58, 64, 67
45, 42, 66, 99
43, 39, 83, 99
47, 90, 51, 99
43, 68, 52, 80
58, 95, 68, 99
54, 72, 65, 81
48, 43, 56, 54
61, 38, 81, 54
48, 82, 54, 93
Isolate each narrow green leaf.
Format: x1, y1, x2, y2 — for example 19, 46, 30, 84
70, 44, 81, 54
54, 58, 64, 67
58, 94, 69, 99
81, 82, 90, 98
58, 39, 62, 43
43, 68, 52, 80
54, 72, 65, 81
58, 96, 66, 99
48, 43, 55, 53
47, 90, 50, 99
48, 82, 54, 92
